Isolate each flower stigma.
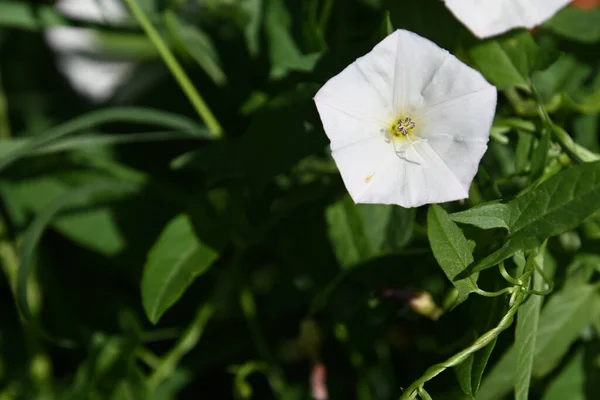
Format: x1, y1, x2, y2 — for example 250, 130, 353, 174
382, 115, 423, 165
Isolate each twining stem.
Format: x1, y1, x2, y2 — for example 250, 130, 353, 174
399, 285, 527, 400
499, 262, 521, 286
417, 387, 433, 400
399, 254, 538, 400
473, 286, 514, 298
122, 0, 223, 138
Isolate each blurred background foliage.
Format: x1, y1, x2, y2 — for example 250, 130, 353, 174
0, 0, 599, 399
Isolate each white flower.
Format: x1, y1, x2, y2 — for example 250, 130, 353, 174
444, 0, 572, 39
313, 30, 497, 208
44, 0, 134, 102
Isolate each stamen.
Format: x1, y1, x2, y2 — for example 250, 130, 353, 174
395, 117, 417, 137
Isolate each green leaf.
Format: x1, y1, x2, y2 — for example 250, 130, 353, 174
545, 7, 600, 44
164, 10, 226, 86
172, 85, 326, 190
514, 260, 545, 400
515, 132, 533, 174
265, 0, 322, 78
6, 175, 129, 256
389, 0, 463, 51
325, 197, 371, 269
476, 344, 516, 400
468, 31, 558, 91
455, 339, 497, 397
0, 131, 204, 161
564, 253, 600, 288
530, 131, 551, 181
452, 161, 600, 272
541, 348, 585, 400
471, 340, 497, 395
427, 205, 478, 307
532, 284, 600, 377
479, 283, 600, 400
451, 203, 510, 231
326, 195, 415, 269
358, 203, 415, 254
16, 181, 140, 346
0, 107, 211, 173
532, 55, 591, 104
0, 1, 66, 30
573, 114, 600, 154
141, 214, 219, 324
241, 0, 264, 56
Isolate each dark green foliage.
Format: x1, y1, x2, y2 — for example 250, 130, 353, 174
0, 1, 600, 399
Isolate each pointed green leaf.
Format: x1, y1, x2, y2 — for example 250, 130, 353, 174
478, 284, 600, 400
326, 196, 415, 269
451, 203, 510, 231
533, 284, 600, 377
455, 339, 497, 398
452, 161, 600, 272
514, 268, 544, 400
455, 356, 474, 397
142, 214, 219, 324
530, 131, 551, 181
427, 205, 478, 306
469, 31, 557, 91
545, 7, 600, 44
542, 349, 586, 400
164, 10, 226, 85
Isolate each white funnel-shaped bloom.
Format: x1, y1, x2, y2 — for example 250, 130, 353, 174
314, 30, 497, 208
45, 0, 134, 102
445, 0, 571, 39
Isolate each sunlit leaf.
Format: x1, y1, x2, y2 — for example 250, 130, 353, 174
141, 214, 219, 324
427, 205, 479, 306
452, 161, 600, 272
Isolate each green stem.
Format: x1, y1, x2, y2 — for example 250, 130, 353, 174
241, 287, 287, 396
473, 286, 514, 298
0, 70, 11, 139
499, 262, 521, 286
122, 0, 223, 138
137, 347, 160, 369
399, 285, 527, 400
530, 84, 599, 163
318, 0, 335, 31
417, 387, 433, 400
148, 303, 215, 388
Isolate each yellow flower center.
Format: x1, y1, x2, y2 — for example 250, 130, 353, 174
385, 116, 418, 143
394, 117, 416, 136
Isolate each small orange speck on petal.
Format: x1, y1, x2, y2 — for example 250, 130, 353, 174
365, 173, 375, 183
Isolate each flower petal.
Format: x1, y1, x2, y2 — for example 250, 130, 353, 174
316, 29, 497, 208
314, 35, 399, 149
445, 0, 572, 39
358, 141, 467, 207
417, 85, 497, 188
313, 101, 388, 151
392, 30, 447, 113
331, 136, 394, 201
